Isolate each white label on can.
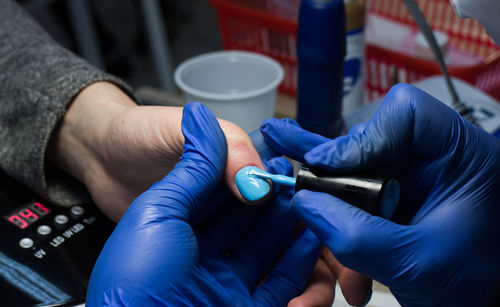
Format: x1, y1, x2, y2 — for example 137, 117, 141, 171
343, 28, 365, 115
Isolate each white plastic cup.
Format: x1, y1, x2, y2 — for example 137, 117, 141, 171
174, 51, 284, 132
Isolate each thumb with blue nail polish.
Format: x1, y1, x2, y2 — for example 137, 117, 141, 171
235, 166, 271, 202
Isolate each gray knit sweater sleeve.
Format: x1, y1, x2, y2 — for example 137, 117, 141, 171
0, 0, 136, 206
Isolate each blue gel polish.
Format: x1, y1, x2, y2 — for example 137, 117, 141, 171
245, 167, 296, 186
236, 166, 400, 218
236, 166, 297, 202
235, 166, 271, 202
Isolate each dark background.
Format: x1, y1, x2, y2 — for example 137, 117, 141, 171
18, 0, 223, 90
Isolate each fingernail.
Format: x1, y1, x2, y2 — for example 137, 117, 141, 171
361, 288, 373, 307
235, 166, 270, 202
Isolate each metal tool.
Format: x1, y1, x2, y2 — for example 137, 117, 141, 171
402, 0, 480, 127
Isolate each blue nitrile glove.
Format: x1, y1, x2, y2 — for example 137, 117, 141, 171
261, 84, 500, 307
86, 102, 321, 306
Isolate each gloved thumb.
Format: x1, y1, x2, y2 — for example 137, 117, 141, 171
260, 118, 330, 162
141, 102, 227, 221
291, 190, 414, 286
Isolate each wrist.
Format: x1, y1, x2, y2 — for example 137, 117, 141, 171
47, 82, 136, 184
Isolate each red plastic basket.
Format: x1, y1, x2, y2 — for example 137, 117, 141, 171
209, 0, 500, 100
366, 0, 500, 101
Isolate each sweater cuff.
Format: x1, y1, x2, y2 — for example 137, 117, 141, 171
31, 69, 135, 207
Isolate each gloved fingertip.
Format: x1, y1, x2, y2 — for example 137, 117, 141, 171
304, 135, 367, 172
153, 102, 227, 214
185, 101, 203, 109
184, 102, 217, 126
304, 145, 335, 170
260, 118, 281, 131
281, 117, 301, 127
181, 102, 227, 169
303, 148, 321, 163
260, 118, 303, 139
264, 157, 293, 177
184, 102, 220, 127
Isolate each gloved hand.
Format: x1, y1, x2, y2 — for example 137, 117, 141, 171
86, 102, 322, 306
261, 84, 500, 306
261, 116, 373, 307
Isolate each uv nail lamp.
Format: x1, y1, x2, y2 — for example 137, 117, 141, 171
0, 171, 114, 306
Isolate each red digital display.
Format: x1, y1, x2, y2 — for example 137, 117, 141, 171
4, 202, 50, 229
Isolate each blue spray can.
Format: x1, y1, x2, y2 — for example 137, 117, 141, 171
297, 0, 346, 138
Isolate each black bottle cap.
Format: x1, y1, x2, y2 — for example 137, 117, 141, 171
295, 167, 400, 219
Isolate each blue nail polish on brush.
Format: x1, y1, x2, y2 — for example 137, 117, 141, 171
235, 166, 297, 202
236, 166, 400, 219
245, 166, 296, 186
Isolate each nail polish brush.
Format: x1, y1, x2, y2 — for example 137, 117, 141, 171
236, 166, 400, 219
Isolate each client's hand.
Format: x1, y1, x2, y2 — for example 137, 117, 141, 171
48, 82, 265, 221
86, 102, 321, 306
